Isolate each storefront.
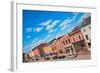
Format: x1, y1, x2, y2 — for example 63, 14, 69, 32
72, 40, 87, 52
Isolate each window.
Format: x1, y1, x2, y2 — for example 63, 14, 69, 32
65, 49, 70, 53
59, 50, 63, 54
63, 41, 65, 45
88, 43, 91, 48
89, 26, 91, 29
65, 40, 67, 44
71, 47, 74, 53
68, 39, 70, 43
85, 35, 89, 40
78, 35, 81, 40
73, 38, 75, 42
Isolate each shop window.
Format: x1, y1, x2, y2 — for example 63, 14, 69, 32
59, 50, 63, 54
65, 49, 70, 53
71, 47, 74, 53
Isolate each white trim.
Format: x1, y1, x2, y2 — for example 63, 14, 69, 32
11, 1, 17, 71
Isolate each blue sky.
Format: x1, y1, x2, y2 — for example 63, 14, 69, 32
23, 10, 90, 53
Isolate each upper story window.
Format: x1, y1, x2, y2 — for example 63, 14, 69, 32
63, 41, 65, 45
65, 40, 67, 44
68, 39, 70, 43
88, 43, 91, 48
78, 35, 81, 40
85, 35, 89, 40
73, 37, 75, 42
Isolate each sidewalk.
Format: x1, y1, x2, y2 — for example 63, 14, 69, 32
74, 50, 91, 60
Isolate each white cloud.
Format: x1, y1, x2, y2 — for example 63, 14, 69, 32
26, 35, 31, 39
67, 26, 75, 33
34, 27, 44, 32
47, 34, 52, 38
59, 13, 80, 30
46, 20, 61, 30
24, 39, 46, 53
72, 15, 76, 21
40, 19, 52, 26
59, 19, 71, 30
48, 29, 56, 33
32, 38, 38, 43
34, 40, 43, 46
44, 34, 53, 42
61, 26, 67, 30
32, 39, 46, 49
23, 44, 33, 53
55, 32, 64, 39
59, 20, 69, 27
71, 12, 80, 22
26, 27, 32, 32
